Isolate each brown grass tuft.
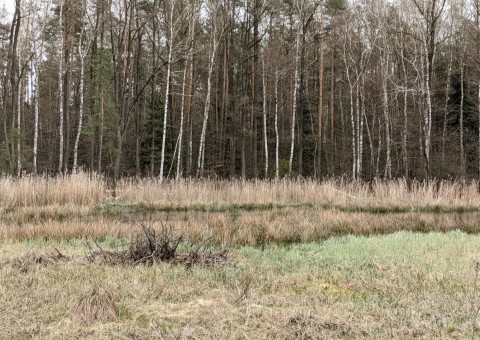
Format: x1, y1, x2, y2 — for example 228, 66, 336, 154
285, 312, 352, 338
71, 287, 118, 324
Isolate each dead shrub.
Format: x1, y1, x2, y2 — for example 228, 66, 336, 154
85, 240, 128, 265
11, 248, 69, 272
84, 223, 229, 268
129, 224, 181, 265
13, 253, 51, 272
71, 287, 118, 324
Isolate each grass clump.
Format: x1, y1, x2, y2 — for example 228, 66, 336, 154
71, 286, 118, 324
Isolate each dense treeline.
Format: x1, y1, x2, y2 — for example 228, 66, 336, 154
1, 0, 480, 180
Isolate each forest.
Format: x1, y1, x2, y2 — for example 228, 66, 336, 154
1, 0, 479, 181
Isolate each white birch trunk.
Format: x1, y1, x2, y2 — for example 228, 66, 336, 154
289, 27, 301, 175
57, 0, 64, 174
33, 61, 39, 175
177, 6, 196, 180
73, 46, 86, 174
363, 105, 374, 175
159, 3, 174, 183
376, 116, 382, 177
16, 60, 21, 177
422, 41, 433, 175
176, 66, 187, 181
358, 71, 365, 179
197, 30, 218, 176
344, 59, 356, 179
188, 119, 193, 177
400, 28, 409, 177
262, 51, 268, 177
381, 55, 391, 179
425, 66, 432, 175
349, 80, 356, 179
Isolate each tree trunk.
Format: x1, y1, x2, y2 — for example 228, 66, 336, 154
460, 51, 465, 177
58, 0, 64, 174
33, 61, 39, 175
442, 51, 452, 168
289, 26, 301, 175
400, 28, 409, 177
16, 60, 21, 177
73, 45, 86, 174
197, 28, 218, 176
274, 67, 279, 181
176, 66, 187, 181
381, 54, 391, 179
317, 25, 324, 178
159, 2, 174, 182
262, 50, 268, 178
98, 93, 104, 173
330, 30, 335, 174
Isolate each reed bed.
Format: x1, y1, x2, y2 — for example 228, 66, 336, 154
1, 208, 479, 245
0, 175, 479, 244
0, 175, 479, 210
0, 173, 104, 207
117, 178, 480, 209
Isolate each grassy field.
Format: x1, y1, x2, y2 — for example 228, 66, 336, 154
1, 174, 480, 338
1, 232, 479, 338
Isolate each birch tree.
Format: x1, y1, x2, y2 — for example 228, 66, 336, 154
158, 0, 175, 183
58, 0, 65, 174
176, 2, 198, 181
31, 0, 51, 175
197, 3, 222, 177
411, 0, 447, 176
73, 0, 94, 174
262, 49, 268, 177
289, 4, 302, 175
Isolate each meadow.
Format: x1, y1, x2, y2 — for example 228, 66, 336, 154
1, 174, 480, 338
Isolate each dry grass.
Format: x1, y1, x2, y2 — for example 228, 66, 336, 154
0, 232, 479, 338
71, 287, 118, 324
0, 173, 104, 208
1, 176, 479, 337
0, 175, 479, 244
1, 208, 480, 245
1, 175, 479, 211
116, 177, 480, 210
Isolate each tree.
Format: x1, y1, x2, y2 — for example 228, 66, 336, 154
197, 1, 223, 176
411, 0, 447, 176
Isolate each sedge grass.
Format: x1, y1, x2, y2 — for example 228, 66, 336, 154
1, 208, 480, 245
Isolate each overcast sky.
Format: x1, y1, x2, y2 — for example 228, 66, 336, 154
0, 0, 14, 18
